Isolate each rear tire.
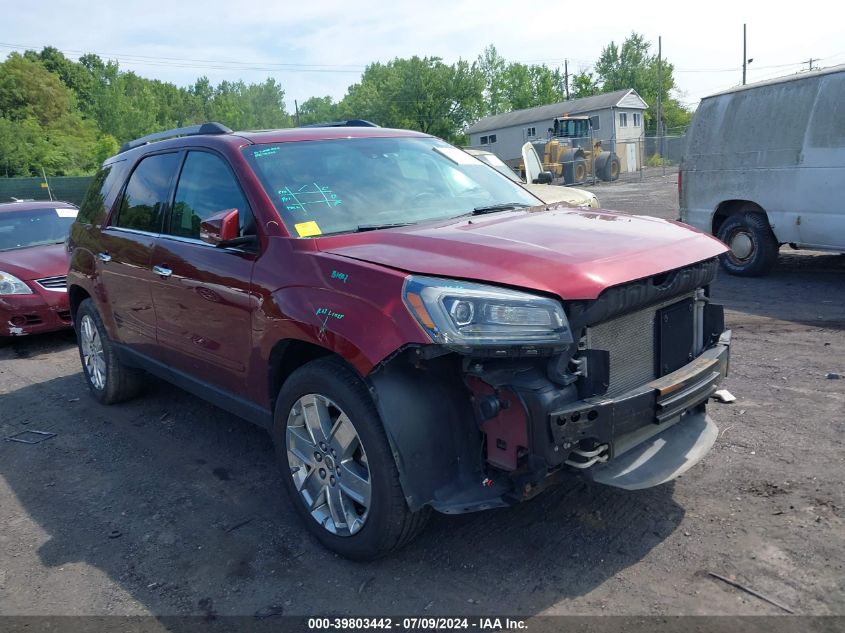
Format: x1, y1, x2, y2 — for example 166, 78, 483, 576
272, 357, 431, 560
75, 298, 144, 404
716, 210, 779, 276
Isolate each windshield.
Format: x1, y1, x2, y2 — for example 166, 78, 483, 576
473, 153, 524, 184
244, 137, 540, 236
0, 207, 78, 251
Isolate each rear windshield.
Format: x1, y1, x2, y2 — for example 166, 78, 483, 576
243, 137, 539, 237
0, 207, 78, 251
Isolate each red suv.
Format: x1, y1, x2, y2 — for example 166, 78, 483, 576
68, 122, 731, 560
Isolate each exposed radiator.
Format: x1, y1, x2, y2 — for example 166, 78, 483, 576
586, 294, 695, 398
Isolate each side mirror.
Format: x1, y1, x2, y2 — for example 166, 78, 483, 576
200, 209, 239, 246
533, 171, 553, 185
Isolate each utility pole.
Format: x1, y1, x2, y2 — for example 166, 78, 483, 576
564, 59, 570, 99
294, 99, 301, 127
742, 24, 747, 85
656, 36, 662, 144
803, 58, 815, 70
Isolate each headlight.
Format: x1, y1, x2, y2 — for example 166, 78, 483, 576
0, 271, 33, 295
403, 275, 572, 354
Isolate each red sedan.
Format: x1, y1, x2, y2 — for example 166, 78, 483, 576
0, 201, 77, 340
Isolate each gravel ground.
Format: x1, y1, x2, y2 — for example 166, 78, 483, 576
1, 175, 843, 619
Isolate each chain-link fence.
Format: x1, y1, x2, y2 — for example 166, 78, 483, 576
0, 176, 94, 207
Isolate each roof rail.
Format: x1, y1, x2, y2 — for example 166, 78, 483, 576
298, 119, 380, 128
118, 122, 233, 154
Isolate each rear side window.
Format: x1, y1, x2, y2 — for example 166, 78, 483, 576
169, 151, 249, 239
113, 153, 181, 232
77, 161, 126, 225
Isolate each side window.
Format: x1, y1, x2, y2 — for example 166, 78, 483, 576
78, 161, 125, 225
619, 113, 628, 127
589, 115, 600, 131
114, 153, 181, 232
169, 151, 250, 239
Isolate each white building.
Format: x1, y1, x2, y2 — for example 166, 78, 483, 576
466, 89, 649, 172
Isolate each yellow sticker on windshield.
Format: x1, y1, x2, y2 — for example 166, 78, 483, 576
294, 220, 322, 237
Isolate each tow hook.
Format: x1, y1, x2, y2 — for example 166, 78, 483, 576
564, 444, 610, 469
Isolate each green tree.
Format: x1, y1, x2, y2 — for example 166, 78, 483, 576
0, 54, 99, 176
476, 45, 564, 115
341, 56, 485, 144
570, 70, 599, 99
500, 63, 563, 111
298, 96, 339, 125
592, 32, 690, 133
477, 45, 508, 115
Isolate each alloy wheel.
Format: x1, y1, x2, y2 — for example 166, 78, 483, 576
80, 314, 106, 390
286, 394, 372, 536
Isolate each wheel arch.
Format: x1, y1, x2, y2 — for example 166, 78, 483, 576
68, 284, 91, 323
267, 338, 348, 413
712, 200, 767, 236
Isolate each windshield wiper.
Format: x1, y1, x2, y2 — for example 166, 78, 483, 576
354, 222, 414, 232
472, 202, 531, 215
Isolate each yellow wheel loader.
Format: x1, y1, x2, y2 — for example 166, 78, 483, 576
521, 116, 620, 184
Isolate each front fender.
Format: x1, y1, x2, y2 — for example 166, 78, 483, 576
265, 285, 427, 377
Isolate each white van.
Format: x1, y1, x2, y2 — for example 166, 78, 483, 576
680, 65, 845, 275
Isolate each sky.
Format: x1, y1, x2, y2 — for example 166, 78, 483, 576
3, 0, 845, 113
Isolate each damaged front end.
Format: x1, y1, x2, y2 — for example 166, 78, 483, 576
368, 258, 731, 514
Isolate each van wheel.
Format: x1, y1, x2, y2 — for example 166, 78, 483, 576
717, 211, 779, 276
272, 358, 431, 560
75, 298, 144, 404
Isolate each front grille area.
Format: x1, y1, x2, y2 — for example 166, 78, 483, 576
586, 294, 694, 398
36, 275, 67, 291
568, 258, 717, 329
57, 310, 72, 322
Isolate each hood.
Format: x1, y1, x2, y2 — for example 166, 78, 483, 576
319, 207, 727, 300
0, 243, 69, 281
526, 183, 598, 208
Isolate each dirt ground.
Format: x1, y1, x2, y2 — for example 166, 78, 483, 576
1, 174, 843, 619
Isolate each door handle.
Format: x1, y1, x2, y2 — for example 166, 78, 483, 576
153, 265, 172, 278
98, 252, 111, 262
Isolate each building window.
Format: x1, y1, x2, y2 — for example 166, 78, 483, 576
633, 113, 641, 127
589, 115, 600, 131
619, 113, 628, 127
480, 136, 488, 144
488, 134, 497, 144
526, 127, 536, 138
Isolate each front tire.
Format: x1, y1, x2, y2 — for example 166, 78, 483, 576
75, 298, 144, 404
716, 210, 779, 276
602, 154, 620, 181
273, 358, 430, 560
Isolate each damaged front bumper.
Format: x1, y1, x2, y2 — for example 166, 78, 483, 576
1, 291, 72, 337
370, 325, 731, 515
550, 330, 731, 481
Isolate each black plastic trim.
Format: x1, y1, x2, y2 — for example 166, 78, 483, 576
115, 345, 273, 428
